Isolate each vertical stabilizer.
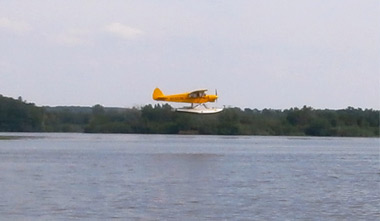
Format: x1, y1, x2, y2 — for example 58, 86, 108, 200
153, 88, 164, 100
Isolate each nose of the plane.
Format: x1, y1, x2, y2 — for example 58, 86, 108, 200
210, 95, 218, 102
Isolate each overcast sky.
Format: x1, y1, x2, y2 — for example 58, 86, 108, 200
1, 0, 379, 109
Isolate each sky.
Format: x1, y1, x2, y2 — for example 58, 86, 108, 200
0, 0, 379, 109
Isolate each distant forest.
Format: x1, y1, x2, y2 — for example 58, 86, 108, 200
0, 94, 379, 137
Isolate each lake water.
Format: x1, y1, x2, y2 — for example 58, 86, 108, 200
0, 133, 379, 220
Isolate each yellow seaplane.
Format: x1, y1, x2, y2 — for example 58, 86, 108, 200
152, 88, 223, 114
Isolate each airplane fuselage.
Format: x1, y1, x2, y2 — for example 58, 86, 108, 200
153, 88, 218, 104
155, 93, 217, 104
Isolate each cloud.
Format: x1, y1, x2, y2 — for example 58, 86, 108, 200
53, 28, 90, 46
0, 60, 10, 70
0, 17, 32, 33
105, 22, 143, 39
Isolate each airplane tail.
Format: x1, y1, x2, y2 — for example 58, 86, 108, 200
153, 88, 164, 100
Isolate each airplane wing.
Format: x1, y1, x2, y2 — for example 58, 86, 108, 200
189, 89, 208, 93
188, 89, 208, 97
188, 89, 208, 98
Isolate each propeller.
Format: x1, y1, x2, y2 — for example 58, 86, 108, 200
215, 89, 218, 102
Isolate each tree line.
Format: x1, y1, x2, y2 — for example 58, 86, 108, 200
0, 94, 379, 137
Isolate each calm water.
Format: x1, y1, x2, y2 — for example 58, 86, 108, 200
0, 133, 379, 220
